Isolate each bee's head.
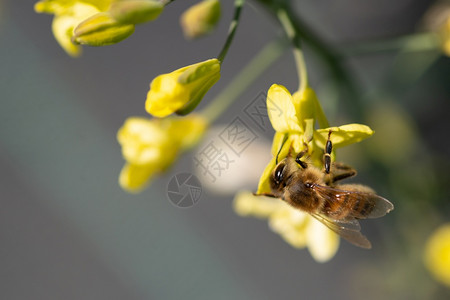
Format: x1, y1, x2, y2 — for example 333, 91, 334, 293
269, 157, 299, 195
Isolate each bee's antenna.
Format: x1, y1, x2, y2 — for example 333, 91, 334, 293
275, 134, 288, 164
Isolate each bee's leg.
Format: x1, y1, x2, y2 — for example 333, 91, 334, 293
253, 192, 277, 198
325, 163, 357, 185
323, 130, 332, 174
295, 142, 309, 169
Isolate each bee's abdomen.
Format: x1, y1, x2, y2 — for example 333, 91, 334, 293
324, 192, 375, 220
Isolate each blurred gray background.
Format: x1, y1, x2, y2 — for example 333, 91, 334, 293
1, 0, 449, 299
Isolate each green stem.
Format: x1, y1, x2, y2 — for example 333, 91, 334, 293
342, 32, 440, 57
277, 8, 308, 92
217, 0, 245, 63
203, 39, 287, 123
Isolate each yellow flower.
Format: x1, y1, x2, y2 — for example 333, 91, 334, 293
34, 0, 163, 56
117, 114, 207, 192
441, 17, 450, 56
234, 84, 375, 259
35, 1, 106, 56
424, 223, 450, 287
145, 59, 221, 118
180, 0, 221, 39
257, 84, 374, 194
234, 191, 339, 262
421, 2, 450, 56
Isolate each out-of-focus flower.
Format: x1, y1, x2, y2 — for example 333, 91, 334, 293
257, 84, 374, 194
194, 127, 272, 195
443, 19, 450, 55
34, 0, 163, 56
234, 191, 339, 262
34, 1, 108, 56
424, 223, 450, 287
422, 1, 450, 56
366, 102, 417, 166
180, 0, 221, 39
145, 59, 221, 118
117, 114, 207, 192
110, 0, 163, 24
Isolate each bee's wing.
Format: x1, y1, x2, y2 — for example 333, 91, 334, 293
311, 213, 372, 249
311, 184, 394, 219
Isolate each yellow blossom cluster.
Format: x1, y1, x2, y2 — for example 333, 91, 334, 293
34, 0, 163, 56
117, 115, 207, 192
234, 84, 374, 262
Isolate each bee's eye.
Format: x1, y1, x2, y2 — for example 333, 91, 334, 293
274, 163, 285, 184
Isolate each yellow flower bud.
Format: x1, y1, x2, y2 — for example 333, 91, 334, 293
110, 0, 163, 24
145, 59, 221, 118
180, 0, 221, 39
424, 224, 450, 287
117, 115, 207, 192
72, 12, 135, 46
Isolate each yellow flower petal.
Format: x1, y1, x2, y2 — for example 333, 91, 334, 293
270, 132, 287, 157
35, 0, 70, 15
267, 84, 302, 133
292, 88, 313, 128
84, 0, 112, 11
51, 2, 100, 57
169, 115, 208, 149
269, 206, 309, 248
117, 117, 169, 165
256, 157, 276, 195
35, 0, 115, 55
306, 217, 340, 263
315, 123, 374, 149
424, 224, 450, 287
233, 191, 281, 218
119, 162, 156, 193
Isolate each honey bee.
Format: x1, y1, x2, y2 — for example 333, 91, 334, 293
258, 131, 394, 248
